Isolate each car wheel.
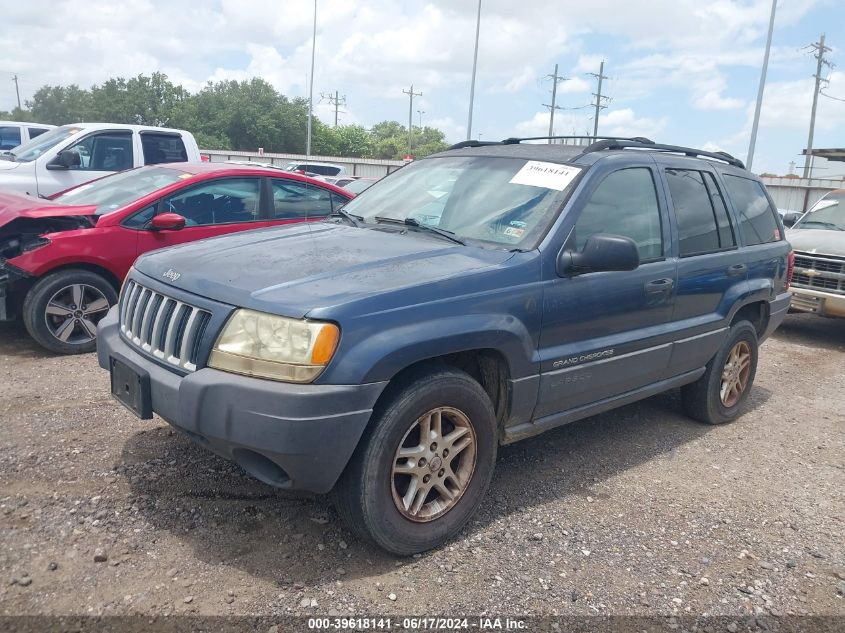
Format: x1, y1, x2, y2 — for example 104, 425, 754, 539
681, 320, 759, 425
334, 366, 497, 555
22, 269, 117, 355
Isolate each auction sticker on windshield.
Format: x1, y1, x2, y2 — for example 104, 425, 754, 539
509, 161, 581, 191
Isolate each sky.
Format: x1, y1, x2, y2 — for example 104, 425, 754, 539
2, 0, 844, 175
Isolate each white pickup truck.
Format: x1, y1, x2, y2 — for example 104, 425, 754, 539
0, 123, 200, 198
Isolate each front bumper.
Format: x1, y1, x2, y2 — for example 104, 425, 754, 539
97, 308, 387, 493
789, 287, 845, 318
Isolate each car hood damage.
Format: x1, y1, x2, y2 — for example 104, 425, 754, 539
0, 190, 97, 259
134, 222, 516, 318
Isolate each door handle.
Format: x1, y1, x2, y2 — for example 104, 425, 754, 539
644, 278, 674, 294
727, 263, 747, 277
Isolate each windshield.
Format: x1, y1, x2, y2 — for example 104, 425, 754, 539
794, 192, 845, 231
341, 156, 580, 249
10, 126, 83, 162
55, 166, 188, 215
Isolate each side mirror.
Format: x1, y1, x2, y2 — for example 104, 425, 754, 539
150, 212, 186, 231
557, 233, 640, 276
782, 214, 799, 228
47, 149, 81, 170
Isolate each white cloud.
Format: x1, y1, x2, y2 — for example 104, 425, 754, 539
601, 108, 667, 138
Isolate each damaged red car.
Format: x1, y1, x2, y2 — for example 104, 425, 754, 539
0, 162, 354, 354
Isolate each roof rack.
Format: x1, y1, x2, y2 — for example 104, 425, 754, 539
500, 135, 655, 145
579, 139, 745, 169
447, 140, 503, 150
447, 136, 653, 151
446, 135, 745, 169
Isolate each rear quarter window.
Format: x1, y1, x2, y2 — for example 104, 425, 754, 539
722, 175, 780, 245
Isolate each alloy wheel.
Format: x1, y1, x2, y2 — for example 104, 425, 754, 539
720, 340, 752, 407
391, 406, 477, 522
43, 284, 111, 345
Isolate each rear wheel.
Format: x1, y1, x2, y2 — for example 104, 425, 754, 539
22, 269, 117, 354
681, 320, 759, 425
334, 367, 497, 555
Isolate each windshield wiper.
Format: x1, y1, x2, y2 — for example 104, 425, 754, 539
326, 208, 363, 227
374, 216, 466, 245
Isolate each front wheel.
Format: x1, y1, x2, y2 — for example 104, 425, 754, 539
334, 367, 497, 555
22, 269, 117, 354
681, 320, 759, 425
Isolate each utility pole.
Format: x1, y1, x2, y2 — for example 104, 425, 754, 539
589, 61, 609, 139
747, 0, 776, 171
402, 84, 422, 157
466, 0, 482, 140
803, 33, 832, 178
12, 74, 21, 110
305, 0, 317, 156
320, 90, 346, 127
543, 64, 568, 143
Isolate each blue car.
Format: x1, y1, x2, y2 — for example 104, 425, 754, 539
97, 137, 792, 554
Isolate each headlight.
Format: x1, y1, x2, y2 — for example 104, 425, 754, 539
208, 309, 339, 383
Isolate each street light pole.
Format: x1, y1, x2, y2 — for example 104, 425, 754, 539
466, 0, 482, 140
305, 0, 317, 157
418, 110, 425, 129
747, 0, 777, 171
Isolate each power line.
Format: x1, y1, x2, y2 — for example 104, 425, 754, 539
803, 33, 833, 178
820, 89, 845, 102
542, 63, 569, 143
320, 90, 346, 127
402, 84, 422, 157
588, 61, 609, 138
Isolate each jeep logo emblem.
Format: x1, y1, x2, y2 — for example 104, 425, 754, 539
162, 269, 181, 282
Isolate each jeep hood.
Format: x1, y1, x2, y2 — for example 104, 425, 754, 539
135, 222, 515, 318
0, 189, 97, 228
787, 228, 845, 258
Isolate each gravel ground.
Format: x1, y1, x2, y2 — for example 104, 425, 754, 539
0, 314, 843, 622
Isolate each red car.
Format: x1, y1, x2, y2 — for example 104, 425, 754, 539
0, 162, 354, 354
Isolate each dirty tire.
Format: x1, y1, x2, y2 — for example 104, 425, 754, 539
681, 320, 759, 425
22, 269, 117, 355
333, 366, 497, 555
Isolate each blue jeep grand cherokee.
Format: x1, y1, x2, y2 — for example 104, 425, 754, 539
97, 137, 793, 555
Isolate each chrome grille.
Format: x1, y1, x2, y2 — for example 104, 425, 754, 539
791, 251, 845, 296
119, 280, 211, 371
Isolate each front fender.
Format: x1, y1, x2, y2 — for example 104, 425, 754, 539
323, 313, 538, 384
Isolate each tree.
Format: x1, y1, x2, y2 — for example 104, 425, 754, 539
18, 76, 453, 158
28, 85, 94, 124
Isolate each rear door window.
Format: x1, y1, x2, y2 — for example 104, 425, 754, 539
0, 126, 21, 150
722, 175, 780, 245
272, 179, 333, 218
141, 133, 188, 164
666, 169, 736, 256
